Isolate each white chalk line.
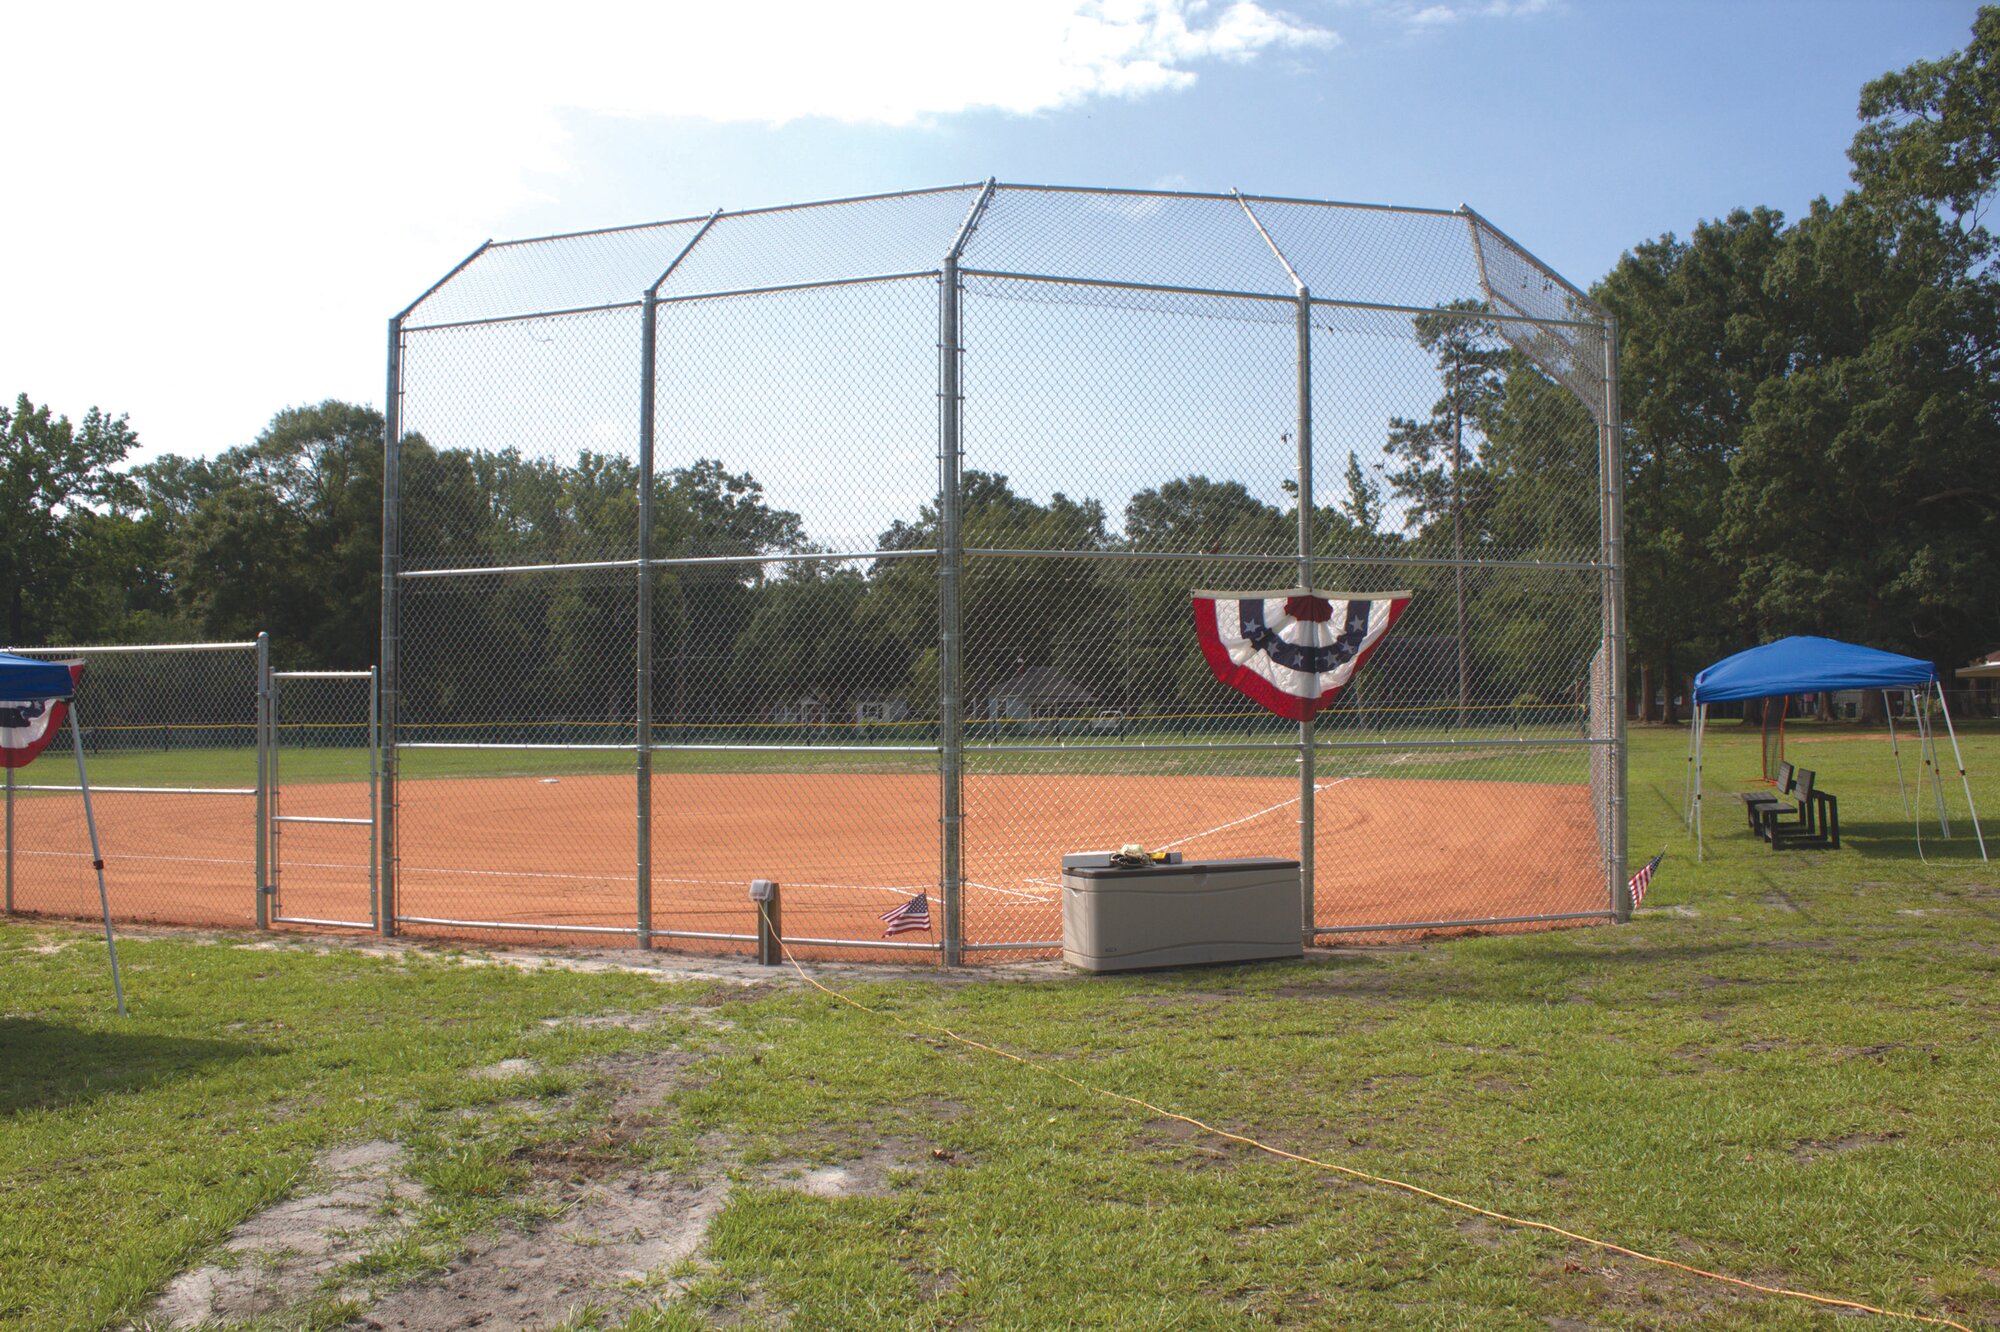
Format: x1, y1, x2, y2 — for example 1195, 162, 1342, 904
1154, 776, 1355, 852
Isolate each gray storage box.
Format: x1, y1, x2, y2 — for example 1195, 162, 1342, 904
1060, 857, 1303, 972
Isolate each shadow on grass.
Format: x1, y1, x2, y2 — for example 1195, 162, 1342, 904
0, 1019, 266, 1116
1824, 822, 1993, 862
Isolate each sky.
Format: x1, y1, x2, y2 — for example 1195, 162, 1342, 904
2, 0, 1986, 465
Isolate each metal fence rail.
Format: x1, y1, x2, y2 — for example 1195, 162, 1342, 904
381, 180, 1624, 962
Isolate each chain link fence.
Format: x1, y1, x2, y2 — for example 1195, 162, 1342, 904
268, 670, 379, 930
3, 639, 268, 929
386, 182, 1627, 962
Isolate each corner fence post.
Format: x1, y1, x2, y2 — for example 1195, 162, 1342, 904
934, 182, 992, 968
379, 315, 403, 938
369, 665, 381, 929
1602, 315, 1631, 920
255, 631, 270, 929
938, 253, 966, 968
1294, 290, 1316, 942
636, 291, 657, 950
1236, 191, 1317, 943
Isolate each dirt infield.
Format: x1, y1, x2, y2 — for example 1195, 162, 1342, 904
6, 771, 1606, 959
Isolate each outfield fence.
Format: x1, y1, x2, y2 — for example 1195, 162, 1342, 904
384, 182, 1629, 963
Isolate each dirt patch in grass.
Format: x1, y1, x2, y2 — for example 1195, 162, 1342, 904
359, 1044, 722, 1329
472, 1057, 539, 1080
1792, 1131, 1903, 1162
150, 1036, 720, 1331
759, 1132, 966, 1197
356, 1175, 726, 1331
150, 1140, 425, 1328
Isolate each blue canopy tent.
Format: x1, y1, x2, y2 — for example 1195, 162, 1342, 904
1684, 636, 1987, 863
1, 651, 125, 1013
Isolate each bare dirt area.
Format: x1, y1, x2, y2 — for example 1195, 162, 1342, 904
355, 1176, 727, 1332
144, 1029, 739, 1331
149, 1140, 425, 1328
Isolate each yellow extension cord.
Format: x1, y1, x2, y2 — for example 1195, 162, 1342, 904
760, 911, 1974, 1331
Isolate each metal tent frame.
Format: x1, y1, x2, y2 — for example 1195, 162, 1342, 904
1685, 682, 1986, 864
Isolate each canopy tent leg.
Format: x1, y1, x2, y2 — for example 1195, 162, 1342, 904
1885, 690, 1911, 817
68, 707, 125, 1018
1935, 683, 1988, 862
1682, 710, 1698, 825
1693, 704, 1706, 862
1916, 693, 1952, 838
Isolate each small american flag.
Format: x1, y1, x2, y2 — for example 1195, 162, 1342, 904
881, 892, 932, 937
1628, 851, 1664, 907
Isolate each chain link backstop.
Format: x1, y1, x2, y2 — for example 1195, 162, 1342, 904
385, 182, 1627, 963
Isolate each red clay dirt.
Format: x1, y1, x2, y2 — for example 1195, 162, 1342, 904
8, 771, 1606, 962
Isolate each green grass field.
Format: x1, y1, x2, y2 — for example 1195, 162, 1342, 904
3, 722, 1996, 1329
21, 715, 1616, 791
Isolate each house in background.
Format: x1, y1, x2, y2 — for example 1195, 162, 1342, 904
767, 695, 830, 725
852, 693, 910, 725
1958, 650, 2000, 718
985, 664, 1096, 723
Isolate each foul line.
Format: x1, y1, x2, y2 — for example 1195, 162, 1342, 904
1156, 775, 1354, 852
760, 908, 1972, 1332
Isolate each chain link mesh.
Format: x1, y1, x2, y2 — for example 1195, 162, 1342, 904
269, 672, 377, 929
3, 642, 262, 930
384, 182, 1622, 962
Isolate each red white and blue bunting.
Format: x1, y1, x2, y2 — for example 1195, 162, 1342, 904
1191, 590, 1410, 722
1, 661, 83, 770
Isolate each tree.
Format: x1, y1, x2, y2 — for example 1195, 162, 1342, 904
1124, 476, 1290, 555
1382, 305, 1510, 723
1850, 5, 2000, 252
1595, 209, 1791, 721
161, 401, 384, 667
0, 394, 141, 645
1717, 195, 2000, 681
1338, 452, 1383, 537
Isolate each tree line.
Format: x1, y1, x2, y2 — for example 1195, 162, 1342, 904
5, 10, 1997, 725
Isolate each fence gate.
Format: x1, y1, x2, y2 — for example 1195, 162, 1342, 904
268, 669, 379, 931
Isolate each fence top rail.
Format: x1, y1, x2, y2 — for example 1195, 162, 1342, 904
9, 784, 256, 795
471, 182, 1483, 257
272, 670, 376, 680
6, 641, 260, 655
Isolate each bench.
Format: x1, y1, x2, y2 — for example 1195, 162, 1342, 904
1737, 761, 1794, 831
1752, 766, 1841, 850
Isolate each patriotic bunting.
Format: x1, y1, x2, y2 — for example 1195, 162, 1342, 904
1191, 589, 1410, 722
1, 661, 83, 770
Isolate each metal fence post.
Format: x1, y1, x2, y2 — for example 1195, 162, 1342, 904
255, 631, 270, 929
1602, 315, 1631, 920
937, 183, 993, 967
369, 665, 381, 929
938, 255, 966, 968
1294, 293, 1316, 941
380, 315, 403, 938
4, 761, 13, 916
1237, 192, 1318, 943
636, 291, 657, 950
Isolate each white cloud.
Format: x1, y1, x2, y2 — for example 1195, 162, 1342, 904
1405, 5, 1461, 26
0, 1, 1333, 458
1375, 0, 1553, 29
